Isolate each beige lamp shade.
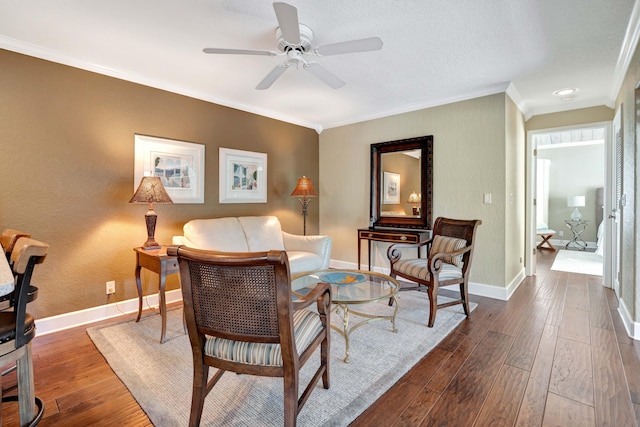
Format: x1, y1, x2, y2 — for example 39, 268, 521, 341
130, 176, 173, 250
130, 176, 174, 205
407, 191, 421, 204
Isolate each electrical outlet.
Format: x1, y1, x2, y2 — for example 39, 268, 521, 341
106, 280, 116, 295
559, 230, 564, 237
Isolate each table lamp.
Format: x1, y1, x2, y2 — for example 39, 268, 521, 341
290, 176, 318, 235
567, 195, 585, 221
407, 191, 421, 215
130, 176, 173, 250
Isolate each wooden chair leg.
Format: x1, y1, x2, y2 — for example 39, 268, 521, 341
283, 369, 298, 427
427, 284, 439, 327
321, 336, 330, 389
460, 281, 470, 316
189, 364, 210, 427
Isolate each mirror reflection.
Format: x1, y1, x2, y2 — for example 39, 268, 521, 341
370, 135, 433, 230
380, 150, 422, 218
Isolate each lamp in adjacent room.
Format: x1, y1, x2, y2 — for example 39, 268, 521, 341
567, 195, 585, 221
290, 176, 318, 235
129, 176, 173, 250
407, 191, 421, 216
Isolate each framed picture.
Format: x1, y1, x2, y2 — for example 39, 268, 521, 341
134, 134, 205, 204
219, 147, 267, 203
383, 171, 401, 204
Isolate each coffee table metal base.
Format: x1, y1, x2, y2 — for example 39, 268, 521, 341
333, 294, 399, 363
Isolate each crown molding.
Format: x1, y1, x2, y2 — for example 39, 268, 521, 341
0, 35, 321, 131
611, 0, 640, 100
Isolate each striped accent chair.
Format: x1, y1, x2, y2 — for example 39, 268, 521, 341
387, 217, 481, 327
168, 246, 331, 427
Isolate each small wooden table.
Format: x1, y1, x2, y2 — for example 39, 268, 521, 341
357, 228, 431, 269
133, 246, 180, 343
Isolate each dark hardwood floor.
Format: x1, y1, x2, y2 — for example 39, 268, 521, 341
1, 250, 638, 426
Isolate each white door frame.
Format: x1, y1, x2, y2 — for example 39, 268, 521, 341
525, 122, 612, 283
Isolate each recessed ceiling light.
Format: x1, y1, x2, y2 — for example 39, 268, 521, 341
553, 88, 578, 97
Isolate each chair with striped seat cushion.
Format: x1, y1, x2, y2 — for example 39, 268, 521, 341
387, 217, 481, 327
168, 246, 331, 427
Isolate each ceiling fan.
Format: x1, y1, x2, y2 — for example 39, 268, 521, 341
203, 2, 383, 90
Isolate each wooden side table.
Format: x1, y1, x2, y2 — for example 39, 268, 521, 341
134, 246, 180, 343
357, 228, 431, 270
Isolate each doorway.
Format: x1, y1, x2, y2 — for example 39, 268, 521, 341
526, 122, 612, 287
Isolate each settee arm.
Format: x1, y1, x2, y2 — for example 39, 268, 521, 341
282, 231, 332, 269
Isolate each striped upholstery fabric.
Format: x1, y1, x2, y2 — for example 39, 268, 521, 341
394, 258, 463, 281
431, 235, 467, 267
204, 309, 323, 366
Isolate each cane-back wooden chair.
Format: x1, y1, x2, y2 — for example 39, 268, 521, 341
387, 217, 481, 327
168, 246, 331, 427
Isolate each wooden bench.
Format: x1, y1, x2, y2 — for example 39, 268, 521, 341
536, 228, 556, 251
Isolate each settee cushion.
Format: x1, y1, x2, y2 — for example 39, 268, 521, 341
237, 216, 285, 252
175, 216, 332, 277
183, 218, 249, 252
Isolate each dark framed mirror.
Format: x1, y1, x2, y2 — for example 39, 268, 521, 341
370, 135, 433, 229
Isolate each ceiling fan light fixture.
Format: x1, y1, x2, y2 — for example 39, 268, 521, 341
202, 2, 382, 90
553, 88, 577, 97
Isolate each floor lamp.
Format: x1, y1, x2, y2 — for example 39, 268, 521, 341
129, 176, 173, 250
290, 176, 318, 235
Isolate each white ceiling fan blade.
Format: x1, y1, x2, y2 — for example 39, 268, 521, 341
316, 37, 383, 56
273, 2, 300, 45
304, 63, 345, 89
255, 63, 289, 90
203, 47, 280, 56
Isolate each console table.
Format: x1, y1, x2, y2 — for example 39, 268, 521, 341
357, 228, 431, 269
134, 246, 180, 343
564, 219, 589, 250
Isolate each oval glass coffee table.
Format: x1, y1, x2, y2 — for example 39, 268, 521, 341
292, 269, 399, 363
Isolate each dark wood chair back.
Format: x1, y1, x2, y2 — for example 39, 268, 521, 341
169, 245, 331, 427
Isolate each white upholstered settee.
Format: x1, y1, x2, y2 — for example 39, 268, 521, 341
172, 216, 332, 278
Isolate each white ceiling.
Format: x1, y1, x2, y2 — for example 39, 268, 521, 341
1, 0, 637, 132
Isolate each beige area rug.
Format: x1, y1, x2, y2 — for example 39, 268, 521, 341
88, 291, 474, 426
551, 249, 603, 276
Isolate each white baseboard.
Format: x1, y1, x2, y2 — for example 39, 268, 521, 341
618, 298, 640, 340
35, 289, 183, 336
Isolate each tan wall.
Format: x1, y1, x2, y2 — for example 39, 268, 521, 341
526, 106, 614, 131
320, 93, 512, 290
0, 49, 319, 318
505, 95, 526, 283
